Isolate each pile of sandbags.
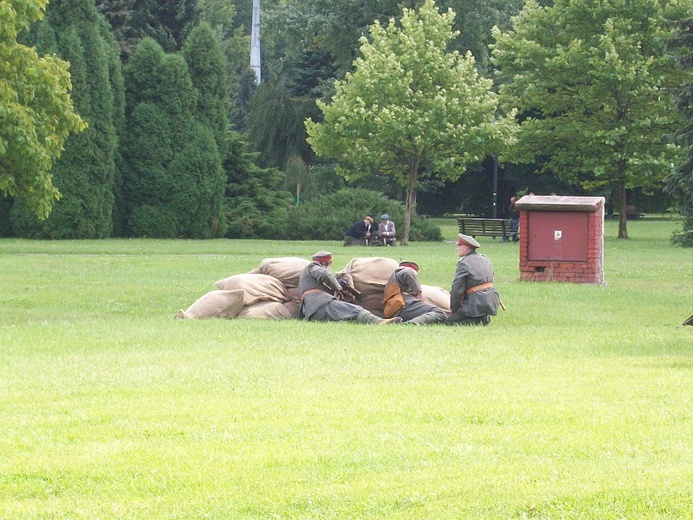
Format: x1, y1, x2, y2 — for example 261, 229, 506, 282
177, 263, 303, 319
335, 257, 399, 317
176, 256, 451, 319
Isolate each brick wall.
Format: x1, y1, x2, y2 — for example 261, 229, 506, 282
518, 200, 604, 284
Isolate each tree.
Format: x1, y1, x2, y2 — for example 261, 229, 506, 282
305, 0, 516, 244
665, 16, 693, 247
0, 0, 85, 220
120, 38, 225, 238
11, 0, 123, 238
492, 0, 687, 238
223, 130, 293, 238
182, 22, 228, 156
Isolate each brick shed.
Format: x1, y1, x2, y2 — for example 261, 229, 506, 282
514, 195, 605, 284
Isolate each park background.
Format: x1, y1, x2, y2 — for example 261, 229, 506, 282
2, 0, 692, 245
1, 218, 692, 518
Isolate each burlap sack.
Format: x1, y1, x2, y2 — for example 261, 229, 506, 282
356, 293, 385, 317
214, 273, 290, 305
175, 289, 245, 319
336, 257, 399, 296
421, 284, 452, 315
237, 301, 292, 319
283, 300, 301, 318
248, 257, 310, 288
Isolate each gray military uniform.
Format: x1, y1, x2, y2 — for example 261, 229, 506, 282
446, 250, 500, 324
384, 267, 446, 325
298, 262, 382, 323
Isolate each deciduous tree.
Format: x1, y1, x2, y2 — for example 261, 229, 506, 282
11, 0, 123, 238
0, 0, 85, 220
492, 0, 687, 238
306, 0, 516, 244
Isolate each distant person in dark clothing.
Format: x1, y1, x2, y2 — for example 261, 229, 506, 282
344, 215, 374, 246
508, 196, 520, 242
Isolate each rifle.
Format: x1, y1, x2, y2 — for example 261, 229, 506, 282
336, 277, 363, 301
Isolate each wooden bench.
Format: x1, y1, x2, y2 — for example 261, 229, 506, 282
457, 217, 510, 241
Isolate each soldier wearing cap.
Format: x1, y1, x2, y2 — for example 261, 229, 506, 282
446, 234, 501, 326
298, 251, 403, 325
344, 216, 374, 246
377, 214, 396, 246
382, 261, 446, 325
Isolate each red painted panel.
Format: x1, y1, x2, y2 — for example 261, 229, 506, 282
527, 211, 589, 261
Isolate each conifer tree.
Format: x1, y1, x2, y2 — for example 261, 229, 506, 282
182, 22, 228, 157
11, 0, 122, 238
120, 38, 225, 238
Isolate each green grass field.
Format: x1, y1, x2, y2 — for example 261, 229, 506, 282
1, 219, 692, 519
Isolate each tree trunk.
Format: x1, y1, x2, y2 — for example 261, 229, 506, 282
617, 181, 629, 239
402, 161, 419, 246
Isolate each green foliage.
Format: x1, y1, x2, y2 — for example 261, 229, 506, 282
666, 16, 693, 247
0, 0, 86, 220
121, 0, 199, 55
492, 0, 689, 238
306, 0, 516, 244
120, 38, 225, 238
182, 22, 228, 156
284, 188, 442, 241
245, 83, 320, 168
10, 0, 123, 238
223, 130, 293, 239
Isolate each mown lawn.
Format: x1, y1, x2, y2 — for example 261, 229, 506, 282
1, 219, 691, 519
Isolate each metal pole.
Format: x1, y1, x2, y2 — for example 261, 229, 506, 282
250, 0, 261, 84
492, 153, 498, 219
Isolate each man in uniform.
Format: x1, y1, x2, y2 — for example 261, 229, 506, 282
298, 251, 403, 324
382, 261, 447, 325
445, 234, 501, 326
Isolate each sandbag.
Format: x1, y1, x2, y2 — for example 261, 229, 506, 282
248, 257, 310, 288
356, 293, 385, 317
175, 290, 245, 319
421, 284, 452, 315
336, 257, 399, 296
237, 301, 292, 319
214, 273, 290, 305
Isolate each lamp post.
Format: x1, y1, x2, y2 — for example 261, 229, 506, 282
492, 152, 498, 219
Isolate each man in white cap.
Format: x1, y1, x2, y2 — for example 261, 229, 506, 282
298, 251, 403, 324
344, 216, 374, 246
446, 234, 501, 326
382, 261, 446, 325
377, 214, 396, 246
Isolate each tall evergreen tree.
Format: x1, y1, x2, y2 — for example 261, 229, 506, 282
11, 0, 122, 238
666, 16, 693, 246
126, 0, 199, 54
223, 130, 293, 238
182, 22, 228, 157
120, 38, 225, 238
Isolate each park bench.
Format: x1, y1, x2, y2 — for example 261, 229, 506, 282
457, 217, 510, 241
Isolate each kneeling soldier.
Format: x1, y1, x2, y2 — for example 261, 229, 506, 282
445, 234, 501, 326
298, 251, 402, 325
382, 261, 447, 325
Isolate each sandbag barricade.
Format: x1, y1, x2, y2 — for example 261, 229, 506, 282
336, 257, 399, 315
176, 257, 446, 321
